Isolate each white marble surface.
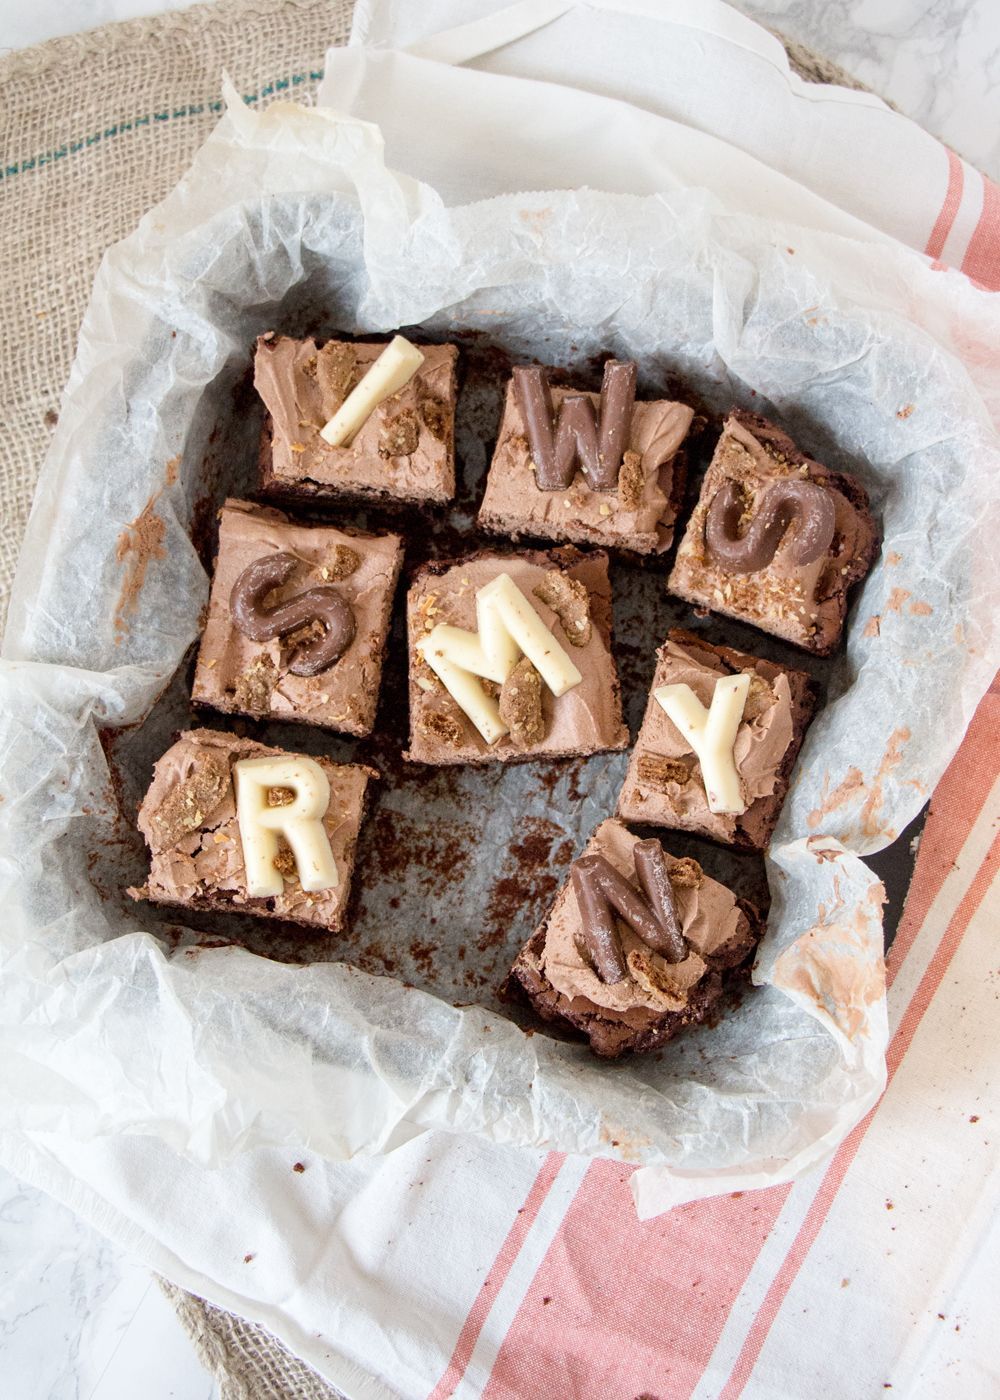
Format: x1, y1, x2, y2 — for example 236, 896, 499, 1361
742, 0, 1000, 181
1, 2, 998, 1399
0, 1163, 218, 1400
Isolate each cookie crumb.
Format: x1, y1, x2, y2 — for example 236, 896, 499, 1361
419, 707, 466, 747
324, 544, 361, 581
618, 450, 644, 509
742, 673, 775, 721
499, 657, 545, 747
233, 653, 277, 715
420, 395, 450, 442
533, 570, 592, 647
636, 752, 690, 792
272, 840, 297, 878
150, 752, 230, 849
669, 856, 704, 889
379, 409, 420, 458
314, 342, 356, 418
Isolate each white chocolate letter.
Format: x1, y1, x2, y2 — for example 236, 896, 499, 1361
234, 755, 339, 897
416, 573, 583, 745
319, 335, 425, 447
653, 673, 751, 814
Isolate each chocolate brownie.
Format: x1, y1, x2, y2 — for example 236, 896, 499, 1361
256, 333, 458, 507
478, 361, 693, 553
192, 499, 402, 738
129, 728, 375, 934
406, 548, 629, 765
507, 819, 762, 1058
668, 410, 878, 653
616, 629, 816, 851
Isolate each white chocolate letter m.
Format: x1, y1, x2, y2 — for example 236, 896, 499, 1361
417, 573, 583, 745
234, 755, 339, 897
654, 673, 750, 814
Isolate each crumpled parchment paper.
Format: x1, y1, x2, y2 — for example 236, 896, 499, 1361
1, 87, 998, 1214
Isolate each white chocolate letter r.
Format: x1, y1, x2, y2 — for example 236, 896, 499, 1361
234, 755, 339, 897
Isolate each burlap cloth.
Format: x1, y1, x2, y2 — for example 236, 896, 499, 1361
0, 3, 883, 1396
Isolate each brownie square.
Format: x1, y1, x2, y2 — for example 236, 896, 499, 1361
256, 334, 458, 507
616, 629, 816, 851
478, 370, 694, 553
130, 728, 376, 933
507, 818, 762, 1058
192, 499, 402, 738
405, 548, 630, 765
668, 410, 879, 654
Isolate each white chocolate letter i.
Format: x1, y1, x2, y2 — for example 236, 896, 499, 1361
653, 673, 751, 814
417, 573, 583, 745
234, 755, 339, 897
320, 335, 425, 447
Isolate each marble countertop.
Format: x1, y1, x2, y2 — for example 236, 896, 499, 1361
2, 2, 998, 1398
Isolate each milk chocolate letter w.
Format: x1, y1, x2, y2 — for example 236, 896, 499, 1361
514, 361, 637, 490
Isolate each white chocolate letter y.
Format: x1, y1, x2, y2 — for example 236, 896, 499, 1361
234, 755, 339, 897
653, 673, 751, 814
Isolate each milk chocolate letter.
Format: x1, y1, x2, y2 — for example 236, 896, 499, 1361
705, 478, 836, 574
230, 553, 356, 677
572, 840, 688, 984
514, 360, 637, 491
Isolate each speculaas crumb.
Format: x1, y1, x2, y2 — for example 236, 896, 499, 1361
480, 678, 501, 700
272, 841, 297, 878
626, 946, 686, 1000
636, 752, 690, 792
150, 751, 229, 849
499, 657, 545, 747
532, 570, 592, 647
669, 856, 703, 889
313, 342, 356, 418
617, 449, 645, 510
322, 544, 360, 581
742, 673, 775, 722
419, 395, 449, 442
419, 708, 466, 747
267, 786, 295, 807
232, 653, 277, 714
379, 409, 420, 458
723, 446, 760, 484
283, 618, 325, 652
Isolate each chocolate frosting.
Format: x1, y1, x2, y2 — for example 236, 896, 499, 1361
480, 379, 693, 553
192, 499, 402, 738
255, 336, 457, 503
136, 728, 374, 931
407, 551, 628, 764
670, 412, 877, 651
541, 821, 745, 1015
